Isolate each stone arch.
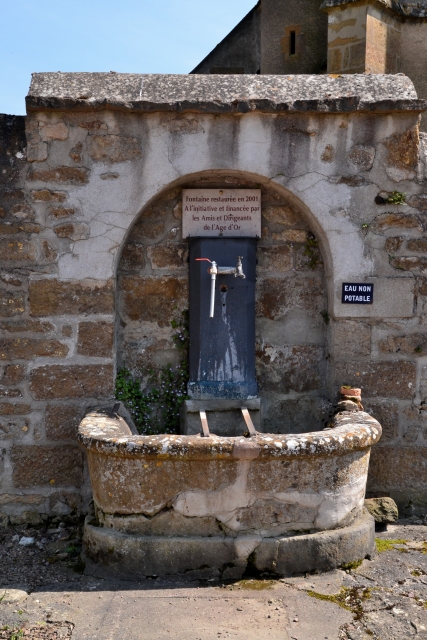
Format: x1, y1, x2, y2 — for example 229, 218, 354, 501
115, 170, 334, 435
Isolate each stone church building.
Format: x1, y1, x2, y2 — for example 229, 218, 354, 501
1, 0, 427, 527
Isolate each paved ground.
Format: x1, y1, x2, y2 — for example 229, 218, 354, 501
1, 517, 427, 639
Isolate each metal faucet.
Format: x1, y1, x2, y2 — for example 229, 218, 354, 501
196, 256, 246, 318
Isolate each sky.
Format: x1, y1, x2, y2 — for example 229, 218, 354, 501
0, 0, 256, 116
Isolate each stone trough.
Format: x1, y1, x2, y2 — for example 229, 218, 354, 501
78, 409, 381, 580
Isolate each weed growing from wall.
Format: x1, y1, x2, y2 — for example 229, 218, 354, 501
115, 310, 189, 435
304, 233, 321, 269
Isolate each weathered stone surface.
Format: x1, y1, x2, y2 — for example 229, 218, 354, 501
39, 121, 68, 141
27, 166, 89, 185
256, 276, 326, 320
347, 145, 375, 171
0, 416, 29, 438
256, 344, 323, 393
87, 135, 142, 163
10, 203, 35, 220
333, 320, 371, 356
31, 189, 66, 202
407, 238, 427, 252
30, 364, 114, 400
49, 207, 75, 219
0, 493, 45, 506
11, 445, 83, 488
261, 205, 302, 226
390, 256, 427, 273
0, 338, 68, 360
147, 244, 188, 270
49, 491, 82, 514
385, 128, 419, 170
408, 194, 427, 211
385, 236, 403, 253
77, 321, 114, 357
120, 276, 188, 325
0, 290, 25, 317
379, 332, 427, 355
373, 213, 421, 231
46, 404, 83, 440
131, 216, 164, 241
0, 239, 36, 261
369, 446, 427, 492
0, 387, 22, 398
1, 364, 25, 385
0, 403, 31, 415
29, 279, 114, 316
363, 401, 399, 442
257, 246, 292, 272
69, 141, 83, 163
334, 360, 416, 399
119, 243, 145, 271
364, 497, 398, 523
53, 222, 89, 240
0, 318, 54, 333
27, 73, 425, 114
98, 509, 225, 537
272, 229, 307, 243
420, 365, 427, 400
42, 240, 58, 262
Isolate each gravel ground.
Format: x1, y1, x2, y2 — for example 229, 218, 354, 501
0, 516, 427, 639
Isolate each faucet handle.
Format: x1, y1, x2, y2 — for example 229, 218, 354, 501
195, 258, 213, 263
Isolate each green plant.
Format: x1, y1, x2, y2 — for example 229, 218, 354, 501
320, 310, 330, 325
341, 558, 363, 571
386, 191, 406, 205
304, 233, 321, 269
361, 223, 369, 229
115, 310, 189, 435
415, 345, 423, 353
375, 538, 407, 553
308, 586, 371, 621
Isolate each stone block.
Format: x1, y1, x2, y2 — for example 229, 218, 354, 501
77, 321, 114, 357
372, 213, 421, 231
0, 319, 53, 334
31, 189, 66, 202
256, 344, 323, 394
334, 278, 414, 318
368, 446, 427, 492
261, 205, 302, 226
131, 218, 165, 241
120, 276, 188, 325
408, 194, 427, 211
420, 366, 427, 400
333, 320, 371, 356
49, 491, 82, 515
45, 404, 83, 440
257, 246, 292, 272
256, 276, 326, 320
42, 240, 57, 262
385, 128, 419, 171
379, 332, 427, 356
0, 403, 31, 415
390, 256, 427, 273
0, 239, 36, 261
9, 511, 44, 526
27, 166, 89, 184
87, 135, 142, 163
69, 141, 83, 163
272, 229, 307, 243
0, 338, 68, 360
29, 279, 114, 316
11, 445, 83, 488
0, 493, 45, 506
49, 207, 75, 219
363, 401, 399, 442
99, 509, 225, 537
365, 498, 399, 524
1, 364, 25, 385
30, 364, 114, 400
0, 387, 21, 398
53, 222, 89, 240
385, 236, 403, 253
147, 244, 188, 270
347, 145, 375, 171
0, 289, 25, 318
334, 360, 416, 399
10, 203, 35, 220
407, 238, 427, 252
39, 121, 68, 141
0, 416, 29, 438
120, 243, 145, 271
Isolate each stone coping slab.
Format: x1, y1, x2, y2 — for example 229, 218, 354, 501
321, 0, 427, 18
77, 409, 382, 460
27, 73, 427, 115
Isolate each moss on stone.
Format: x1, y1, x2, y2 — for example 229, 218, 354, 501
375, 538, 407, 552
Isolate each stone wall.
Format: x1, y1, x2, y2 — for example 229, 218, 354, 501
1, 73, 427, 521
261, 0, 328, 74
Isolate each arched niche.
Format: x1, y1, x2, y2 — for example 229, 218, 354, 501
116, 171, 333, 434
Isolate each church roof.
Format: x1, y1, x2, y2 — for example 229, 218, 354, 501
321, 0, 427, 18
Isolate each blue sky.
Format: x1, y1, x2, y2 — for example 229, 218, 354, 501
0, 0, 255, 116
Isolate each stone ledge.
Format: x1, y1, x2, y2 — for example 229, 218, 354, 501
77, 409, 382, 459
26, 73, 427, 115
83, 510, 375, 580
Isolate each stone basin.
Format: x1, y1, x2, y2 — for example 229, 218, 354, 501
78, 409, 382, 580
